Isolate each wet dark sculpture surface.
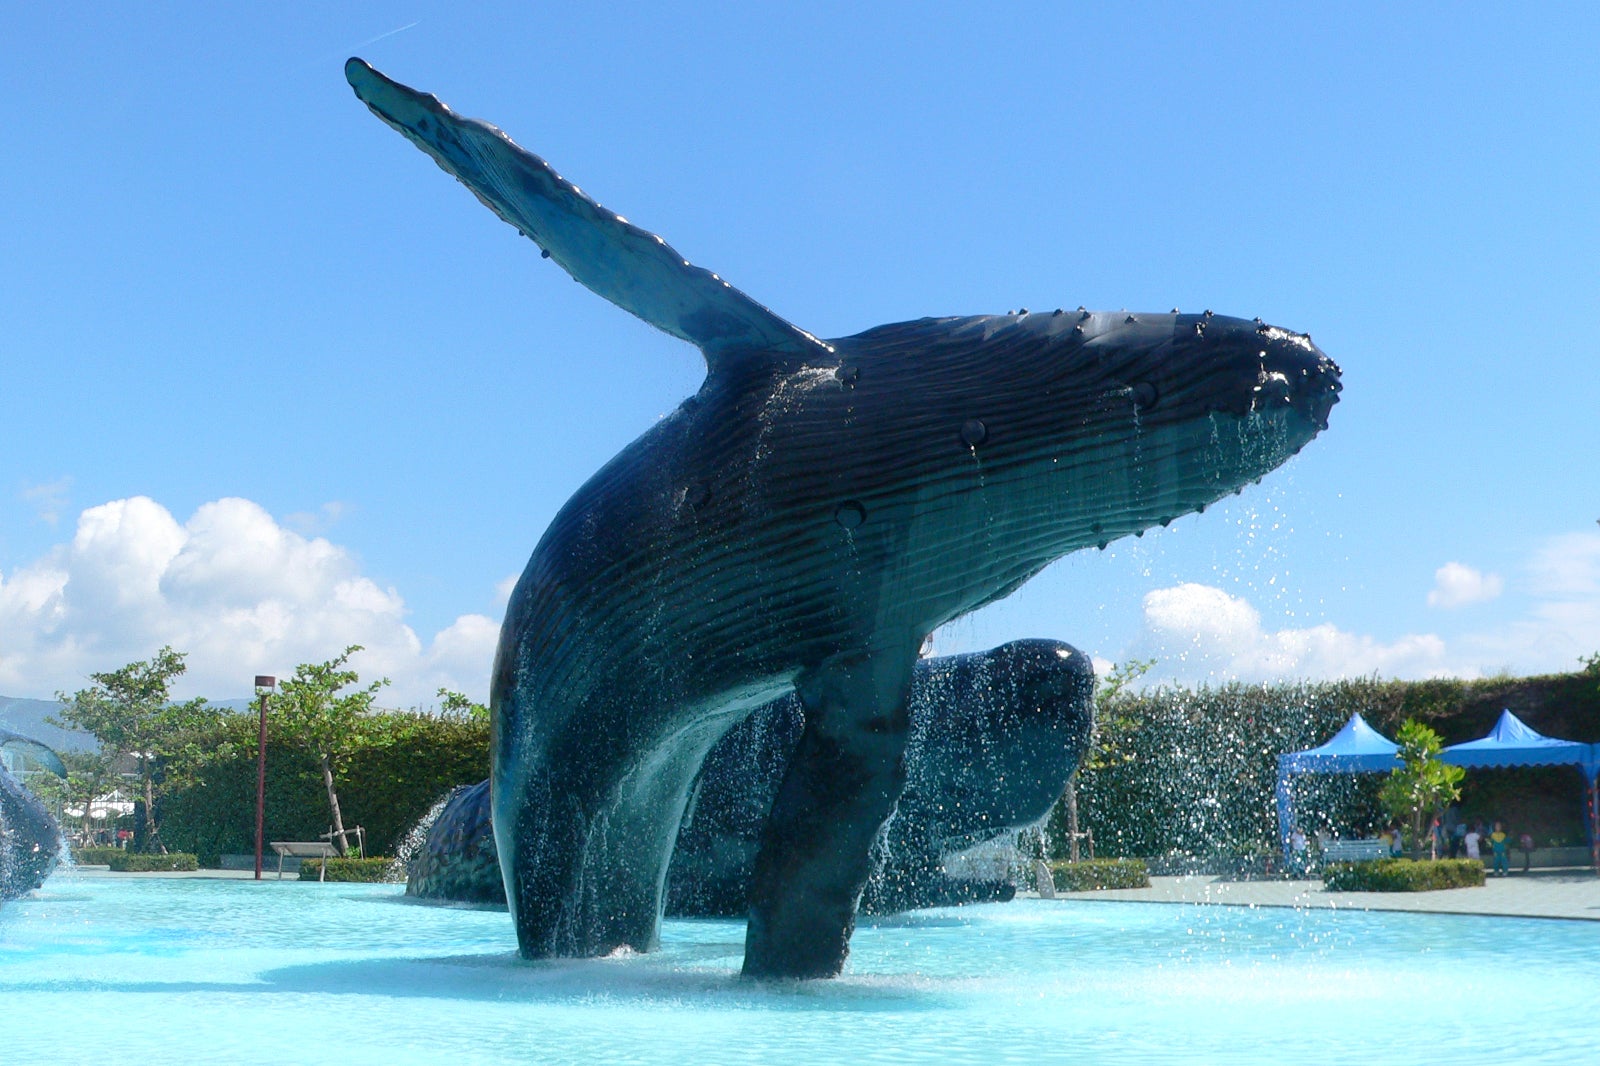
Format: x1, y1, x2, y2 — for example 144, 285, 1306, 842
406, 640, 1094, 913
1, 730, 67, 903
347, 59, 1340, 978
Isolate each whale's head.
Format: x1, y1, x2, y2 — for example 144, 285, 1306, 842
821, 310, 1339, 614
1061, 310, 1342, 544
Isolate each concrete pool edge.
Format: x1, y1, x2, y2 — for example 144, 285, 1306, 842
44, 865, 1600, 922
1037, 870, 1600, 922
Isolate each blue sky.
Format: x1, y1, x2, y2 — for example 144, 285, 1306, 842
3, 4, 1597, 704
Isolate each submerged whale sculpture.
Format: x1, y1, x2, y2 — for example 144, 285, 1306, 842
1, 729, 67, 903
346, 59, 1341, 978
406, 640, 1095, 913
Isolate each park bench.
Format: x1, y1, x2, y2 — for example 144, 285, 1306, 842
1319, 839, 1389, 863
269, 841, 338, 880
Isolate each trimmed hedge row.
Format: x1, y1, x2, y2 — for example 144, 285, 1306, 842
1048, 858, 1151, 892
71, 846, 127, 866
1323, 858, 1486, 892
1065, 670, 1600, 864
298, 857, 399, 882
105, 851, 199, 872
159, 713, 488, 862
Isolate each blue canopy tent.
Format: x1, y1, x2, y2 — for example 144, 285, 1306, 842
1275, 713, 1399, 854
1441, 709, 1592, 772
1441, 710, 1600, 865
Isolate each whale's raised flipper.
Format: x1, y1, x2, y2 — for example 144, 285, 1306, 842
0, 729, 67, 778
344, 59, 832, 374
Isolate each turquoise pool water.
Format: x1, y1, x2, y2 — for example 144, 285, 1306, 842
3, 872, 1597, 1064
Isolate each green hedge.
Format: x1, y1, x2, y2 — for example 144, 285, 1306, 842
298, 857, 399, 882
1323, 858, 1486, 892
159, 713, 488, 861
105, 851, 199, 872
1058, 669, 1600, 864
1048, 858, 1151, 892
71, 846, 127, 866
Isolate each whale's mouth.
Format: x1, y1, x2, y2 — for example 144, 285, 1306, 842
1249, 325, 1341, 431
1154, 318, 1341, 435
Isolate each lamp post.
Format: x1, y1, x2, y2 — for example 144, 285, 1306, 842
253, 675, 276, 880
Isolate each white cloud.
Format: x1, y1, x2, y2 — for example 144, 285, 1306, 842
1126, 531, 1600, 684
1427, 562, 1503, 608
1464, 531, 1600, 673
1526, 531, 1600, 599
20, 477, 73, 526
0, 496, 498, 706
283, 500, 351, 536
1130, 582, 1456, 685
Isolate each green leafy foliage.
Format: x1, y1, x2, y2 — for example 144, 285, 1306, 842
298, 856, 399, 882
269, 646, 389, 855
1322, 858, 1485, 891
27, 749, 120, 842
158, 710, 487, 862
1047, 858, 1150, 891
70, 845, 126, 865
104, 851, 198, 872
1378, 719, 1465, 856
436, 688, 489, 721
1061, 665, 1600, 863
50, 647, 226, 851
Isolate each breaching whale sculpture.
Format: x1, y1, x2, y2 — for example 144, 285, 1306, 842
1, 729, 68, 903
346, 59, 1341, 978
406, 640, 1095, 914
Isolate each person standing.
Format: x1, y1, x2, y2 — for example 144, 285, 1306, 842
1463, 822, 1483, 862
1488, 822, 1510, 877
1450, 819, 1467, 860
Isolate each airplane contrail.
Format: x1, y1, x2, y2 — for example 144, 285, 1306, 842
353, 22, 420, 50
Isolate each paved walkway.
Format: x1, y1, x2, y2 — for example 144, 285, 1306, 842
1047, 868, 1600, 922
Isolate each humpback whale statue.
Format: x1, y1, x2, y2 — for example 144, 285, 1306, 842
406, 640, 1095, 913
345, 59, 1341, 978
1, 729, 68, 903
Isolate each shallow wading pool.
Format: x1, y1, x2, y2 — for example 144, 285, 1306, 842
3, 872, 1596, 1064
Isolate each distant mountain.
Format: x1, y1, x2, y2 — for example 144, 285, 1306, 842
0, 696, 95, 753
0, 695, 257, 753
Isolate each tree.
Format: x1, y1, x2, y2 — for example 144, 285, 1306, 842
271, 646, 389, 855
1053, 658, 1152, 861
1378, 718, 1464, 859
16, 748, 117, 844
436, 688, 489, 721
51, 646, 215, 852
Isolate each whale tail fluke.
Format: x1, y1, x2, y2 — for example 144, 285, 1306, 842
345, 59, 832, 375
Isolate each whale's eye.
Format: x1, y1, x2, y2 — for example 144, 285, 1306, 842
1131, 382, 1159, 409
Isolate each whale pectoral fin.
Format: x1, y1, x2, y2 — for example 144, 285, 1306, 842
345, 59, 833, 375
742, 646, 918, 979
0, 730, 66, 778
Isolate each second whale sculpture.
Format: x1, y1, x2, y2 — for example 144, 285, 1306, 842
346, 59, 1341, 978
1, 729, 68, 904
405, 639, 1095, 914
